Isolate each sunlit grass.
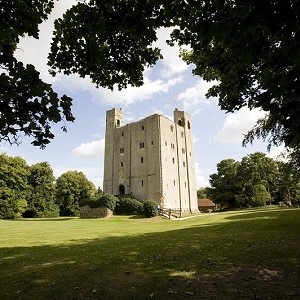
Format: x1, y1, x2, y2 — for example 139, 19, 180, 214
0, 207, 299, 299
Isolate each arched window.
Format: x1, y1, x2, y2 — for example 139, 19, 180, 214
178, 120, 182, 126
119, 184, 125, 195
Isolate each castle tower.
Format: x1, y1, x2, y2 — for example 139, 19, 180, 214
103, 108, 199, 214
173, 109, 198, 213
103, 108, 124, 194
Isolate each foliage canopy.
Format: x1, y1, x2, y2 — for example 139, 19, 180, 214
0, 1, 74, 148
1, 0, 299, 168
207, 152, 300, 208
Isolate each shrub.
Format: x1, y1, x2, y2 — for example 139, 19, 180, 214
143, 200, 158, 218
115, 197, 143, 215
89, 194, 118, 211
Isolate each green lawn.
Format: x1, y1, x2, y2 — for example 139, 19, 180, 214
0, 207, 299, 299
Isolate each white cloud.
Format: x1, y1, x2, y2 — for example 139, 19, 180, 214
192, 134, 199, 144
55, 73, 183, 106
153, 27, 190, 78
177, 79, 218, 114
73, 138, 105, 158
266, 145, 288, 162
15, 0, 76, 82
195, 162, 209, 188
213, 107, 266, 144
97, 76, 183, 105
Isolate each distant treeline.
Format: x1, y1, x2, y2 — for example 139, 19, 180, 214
0, 153, 102, 219
197, 152, 300, 208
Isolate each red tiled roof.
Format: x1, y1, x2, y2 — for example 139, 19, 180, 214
198, 198, 215, 207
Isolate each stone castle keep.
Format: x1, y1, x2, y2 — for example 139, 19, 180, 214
103, 108, 199, 213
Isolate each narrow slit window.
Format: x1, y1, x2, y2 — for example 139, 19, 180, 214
120, 162, 123, 167
141, 157, 144, 163
141, 180, 144, 186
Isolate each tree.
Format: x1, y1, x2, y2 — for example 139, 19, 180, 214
56, 171, 96, 216
48, 0, 165, 90
276, 161, 300, 205
197, 187, 208, 199
0, 1, 74, 147
0, 153, 30, 218
251, 184, 271, 207
237, 152, 279, 205
208, 153, 283, 208
2, 0, 299, 168
173, 0, 300, 168
207, 159, 241, 207
25, 162, 59, 217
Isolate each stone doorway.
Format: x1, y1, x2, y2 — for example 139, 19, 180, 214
119, 184, 125, 195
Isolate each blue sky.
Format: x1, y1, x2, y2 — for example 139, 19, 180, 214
1, 0, 284, 189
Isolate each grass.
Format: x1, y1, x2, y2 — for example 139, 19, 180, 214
0, 207, 299, 299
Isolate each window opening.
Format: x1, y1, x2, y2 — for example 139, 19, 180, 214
141, 157, 144, 163
120, 162, 123, 167
120, 148, 124, 153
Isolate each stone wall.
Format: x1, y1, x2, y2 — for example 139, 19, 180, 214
80, 206, 113, 218
103, 108, 199, 214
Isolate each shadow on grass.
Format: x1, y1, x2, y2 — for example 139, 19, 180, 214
128, 215, 147, 219
0, 209, 299, 300
6, 217, 76, 222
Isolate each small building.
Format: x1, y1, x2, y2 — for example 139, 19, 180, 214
198, 198, 216, 212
